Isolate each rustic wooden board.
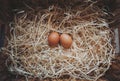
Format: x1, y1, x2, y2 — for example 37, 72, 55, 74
0, 0, 120, 81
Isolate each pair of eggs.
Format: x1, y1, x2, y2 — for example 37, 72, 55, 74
48, 32, 72, 48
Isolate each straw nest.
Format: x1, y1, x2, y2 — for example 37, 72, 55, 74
2, 1, 115, 81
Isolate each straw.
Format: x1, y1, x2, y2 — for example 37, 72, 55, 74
2, 3, 115, 81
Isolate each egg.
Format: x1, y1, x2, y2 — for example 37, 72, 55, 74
60, 34, 72, 48
48, 32, 60, 47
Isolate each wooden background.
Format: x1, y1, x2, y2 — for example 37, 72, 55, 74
0, 0, 120, 81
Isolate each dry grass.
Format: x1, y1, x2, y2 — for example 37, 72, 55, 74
1, 1, 115, 81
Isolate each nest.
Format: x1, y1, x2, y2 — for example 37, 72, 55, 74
1, 1, 115, 81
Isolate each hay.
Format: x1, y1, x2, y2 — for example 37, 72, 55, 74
1, 2, 115, 81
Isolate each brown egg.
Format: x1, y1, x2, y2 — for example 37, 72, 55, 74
60, 34, 72, 48
48, 32, 60, 47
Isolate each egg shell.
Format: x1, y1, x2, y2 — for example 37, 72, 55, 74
60, 34, 72, 48
48, 32, 60, 47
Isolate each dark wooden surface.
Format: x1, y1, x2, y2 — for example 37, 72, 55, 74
0, 0, 120, 81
